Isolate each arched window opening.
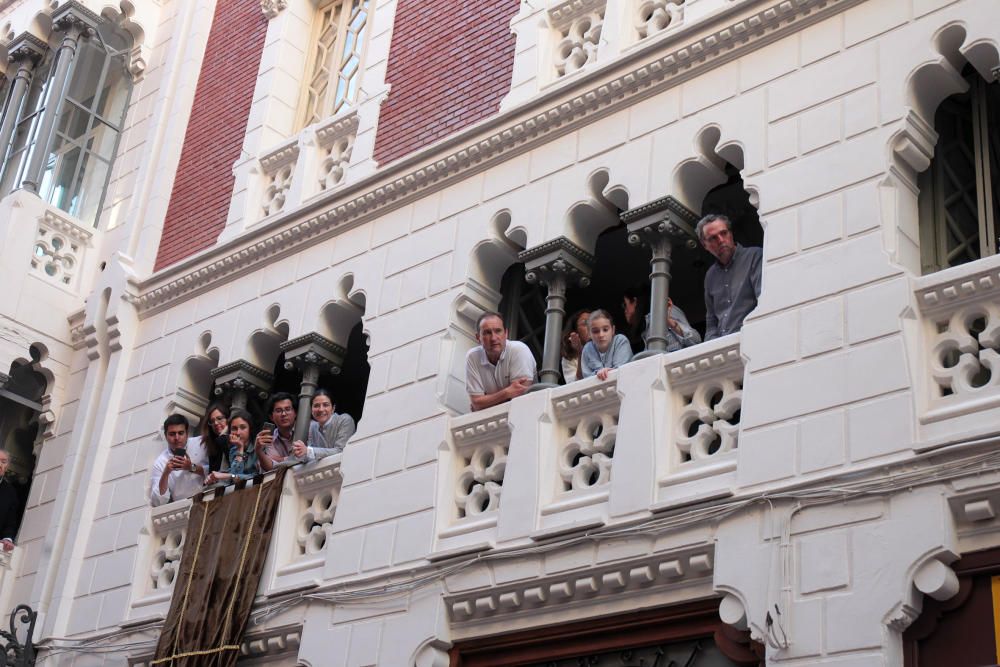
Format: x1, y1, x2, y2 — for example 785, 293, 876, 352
918, 65, 1000, 274
208, 322, 370, 439
498, 263, 547, 363
0, 350, 48, 541
0, 20, 133, 226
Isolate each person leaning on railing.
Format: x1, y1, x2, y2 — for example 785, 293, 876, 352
205, 409, 260, 484
466, 311, 537, 411
561, 308, 592, 383
291, 388, 356, 461
581, 309, 633, 381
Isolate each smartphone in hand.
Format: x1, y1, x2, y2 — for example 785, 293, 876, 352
262, 422, 276, 433
173, 447, 187, 459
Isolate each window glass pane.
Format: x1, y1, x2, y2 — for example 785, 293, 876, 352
86, 120, 119, 160
44, 145, 81, 212
66, 41, 106, 111
58, 101, 91, 143
934, 90, 981, 267
96, 61, 129, 125
70, 152, 110, 225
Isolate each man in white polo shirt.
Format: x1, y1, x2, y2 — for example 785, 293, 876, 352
466, 311, 537, 411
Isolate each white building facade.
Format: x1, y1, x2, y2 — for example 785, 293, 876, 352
0, 0, 997, 664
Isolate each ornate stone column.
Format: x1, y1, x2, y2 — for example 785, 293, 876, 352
280, 333, 346, 442
22, 2, 100, 194
210, 361, 274, 410
519, 238, 594, 388
0, 34, 46, 165
622, 196, 698, 358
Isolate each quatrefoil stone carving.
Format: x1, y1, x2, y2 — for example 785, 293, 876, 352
455, 442, 508, 518
930, 304, 1000, 397
559, 412, 616, 491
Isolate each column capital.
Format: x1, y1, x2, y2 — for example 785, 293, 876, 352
7, 33, 47, 66
622, 196, 699, 251
51, 0, 102, 36
519, 236, 594, 290
210, 360, 274, 401
260, 0, 289, 19
280, 333, 346, 374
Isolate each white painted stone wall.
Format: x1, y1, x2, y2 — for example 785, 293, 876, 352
0, 0, 999, 664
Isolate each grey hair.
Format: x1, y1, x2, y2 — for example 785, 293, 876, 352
587, 309, 615, 329
695, 214, 732, 242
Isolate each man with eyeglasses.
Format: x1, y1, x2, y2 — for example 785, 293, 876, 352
697, 214, 763, 341
255, 392, 305, 471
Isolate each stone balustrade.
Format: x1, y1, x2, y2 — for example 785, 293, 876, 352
435, 335, 746, 552
912, 254, 1000, 445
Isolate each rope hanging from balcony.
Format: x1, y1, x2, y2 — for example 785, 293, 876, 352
151, 468, 288, 666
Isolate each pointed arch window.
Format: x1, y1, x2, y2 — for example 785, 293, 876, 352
298, 0, 372, 129
919, 67, 1000, 273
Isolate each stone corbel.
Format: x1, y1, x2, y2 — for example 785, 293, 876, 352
520, 237, 594, 387
50, 0, 102, 38
260, 0, 289, 19
887, 554, 960, 632
210, 360, 274, 409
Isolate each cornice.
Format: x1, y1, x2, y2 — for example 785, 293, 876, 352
912, 253, 1000, 318
664, 336, 743, 388
293, 455, 343, 495
7, 33, 47, 64
41, 208, 94, 245
51, 0, 102, 33
259, 138, 300, 173
548, 0, 606, 26
150, 499, 192, 535
132, 0, 864, 317
451, 411, 511, 449
552, 377, 619, 419
446, 542, 714, 625
315, 111, 360, 147
620, 194, 698, 226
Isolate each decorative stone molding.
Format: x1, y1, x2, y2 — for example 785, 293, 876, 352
548, 0, 605, 79
889, 110, 937, 190
210, 360, 274, 401
635, 0, 686, 42
621, 195, 698, 246
132, 0, 867, 316
30, 209, 93, 288
449, 409, 512, 521
446, 542, 714, 624
519, 237, 594, 287
914, 257, 1000, 409
292, 456, 343, 558
51, 1, 102, 36
260, 0, 289, 19
7, 33, 47, 65
280, 332, 347, 374
666, 338, 743, 463
553, 378, 620, 492
315, 113, 360, 192
149, 500, 192, 592
130, 625, 302, 666
260, 139, 300, 218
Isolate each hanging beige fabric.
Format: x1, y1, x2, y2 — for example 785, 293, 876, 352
152, 468, 287, 666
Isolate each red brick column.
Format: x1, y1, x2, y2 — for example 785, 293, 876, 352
154, 1, 268, 271
373, 0, 521, 166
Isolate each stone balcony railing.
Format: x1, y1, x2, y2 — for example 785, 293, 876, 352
912, 254, 1000, 447
127, 455, 343, 622
436, 334, 744, 555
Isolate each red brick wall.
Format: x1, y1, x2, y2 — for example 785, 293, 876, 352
154, 1, 268, 271
373, 0, 520, 166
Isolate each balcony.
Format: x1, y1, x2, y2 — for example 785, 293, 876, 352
912, 253, 1000, 448
436, 334, 744, 555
